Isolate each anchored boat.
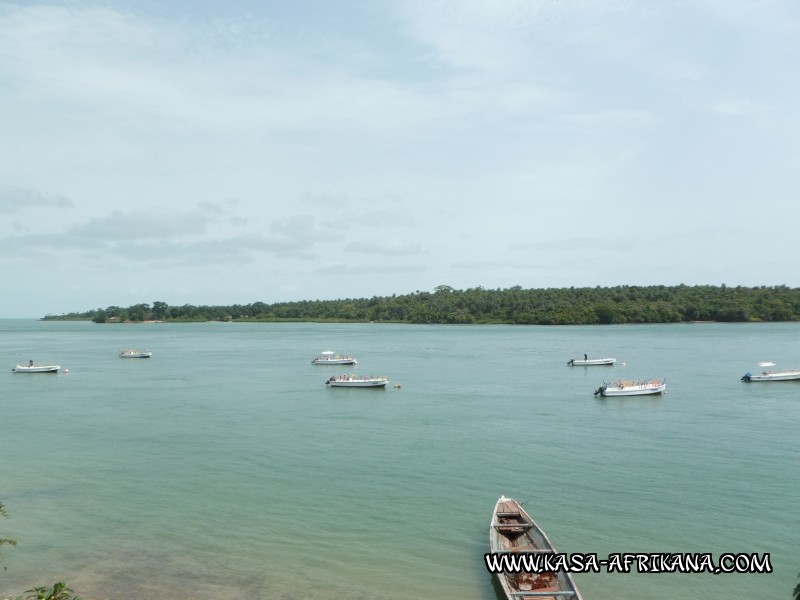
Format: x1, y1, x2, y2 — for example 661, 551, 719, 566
594, 378, 665, 397
325, 374, 388, 388
567, 357, 616, 366
119, 349, 152, 358
13, 361, 60, 373
489, 496, 584, 600
742, 362, 800, 382
312, 351, 357, 365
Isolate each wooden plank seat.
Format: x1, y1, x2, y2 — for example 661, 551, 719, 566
509, 592, 576, 598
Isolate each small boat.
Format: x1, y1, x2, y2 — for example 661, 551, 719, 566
12, 361, 60, 373
325, 375, 388, 388
567, 357, 616, 366
594, 378, 665, 396
742, 362, 800, 382
119, 349, 152, 358
312, 351, 357, 365
489, 496, 584, 600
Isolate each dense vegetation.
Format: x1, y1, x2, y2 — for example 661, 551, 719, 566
42, 284, 800, 324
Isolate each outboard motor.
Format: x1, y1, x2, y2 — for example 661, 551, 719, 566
567, 359, 574, 366
593, 386, 603, 396
741, 372, 752, 382
326, 376, 335, 385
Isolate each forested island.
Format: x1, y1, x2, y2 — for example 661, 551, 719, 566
41, 284, 800, 325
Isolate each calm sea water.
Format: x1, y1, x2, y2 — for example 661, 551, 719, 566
0, 320, 797, 600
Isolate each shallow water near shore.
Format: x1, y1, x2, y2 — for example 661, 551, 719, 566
0, 319, 797, 599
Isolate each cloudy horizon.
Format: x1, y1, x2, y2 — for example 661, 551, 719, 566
2, 1, 799, 317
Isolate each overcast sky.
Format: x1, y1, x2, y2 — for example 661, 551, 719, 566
1, 0, 799, 317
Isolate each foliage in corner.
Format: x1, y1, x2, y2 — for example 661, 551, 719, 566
1, 500, 19, 557
2, 502, 81, 600
18, 583, 81, 600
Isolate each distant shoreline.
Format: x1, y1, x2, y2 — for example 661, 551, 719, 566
39, 284, 800, 326
38, 317, 772, 325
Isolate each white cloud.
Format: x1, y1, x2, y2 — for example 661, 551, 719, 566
0, 184, 74, 211
67, 209, 210, 240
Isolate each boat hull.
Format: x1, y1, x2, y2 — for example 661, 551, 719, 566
489, 496, 584, 600
596, 382, 665, 396
13, 365, 60, 373
742, 371, 800, 382
312, 358, 357, 365
312, 352, 357, 365
326, 377, 388, 388
119, 351, 152, 358
568, 358, 616, 366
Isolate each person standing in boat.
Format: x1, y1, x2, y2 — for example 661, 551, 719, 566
584, 353, 588, 361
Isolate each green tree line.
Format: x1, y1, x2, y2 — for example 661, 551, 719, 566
41, 284, 800, 325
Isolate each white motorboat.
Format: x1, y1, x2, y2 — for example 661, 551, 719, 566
742, 362, 800, 382
567, 357, 616, 366
119, 349, 152, 358
325, 375, 388, 388
594, 378, 665, 397
13, 361, 60, 373
312, 351, 357, 365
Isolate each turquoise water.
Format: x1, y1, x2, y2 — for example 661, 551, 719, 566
0, 320, 797, 599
